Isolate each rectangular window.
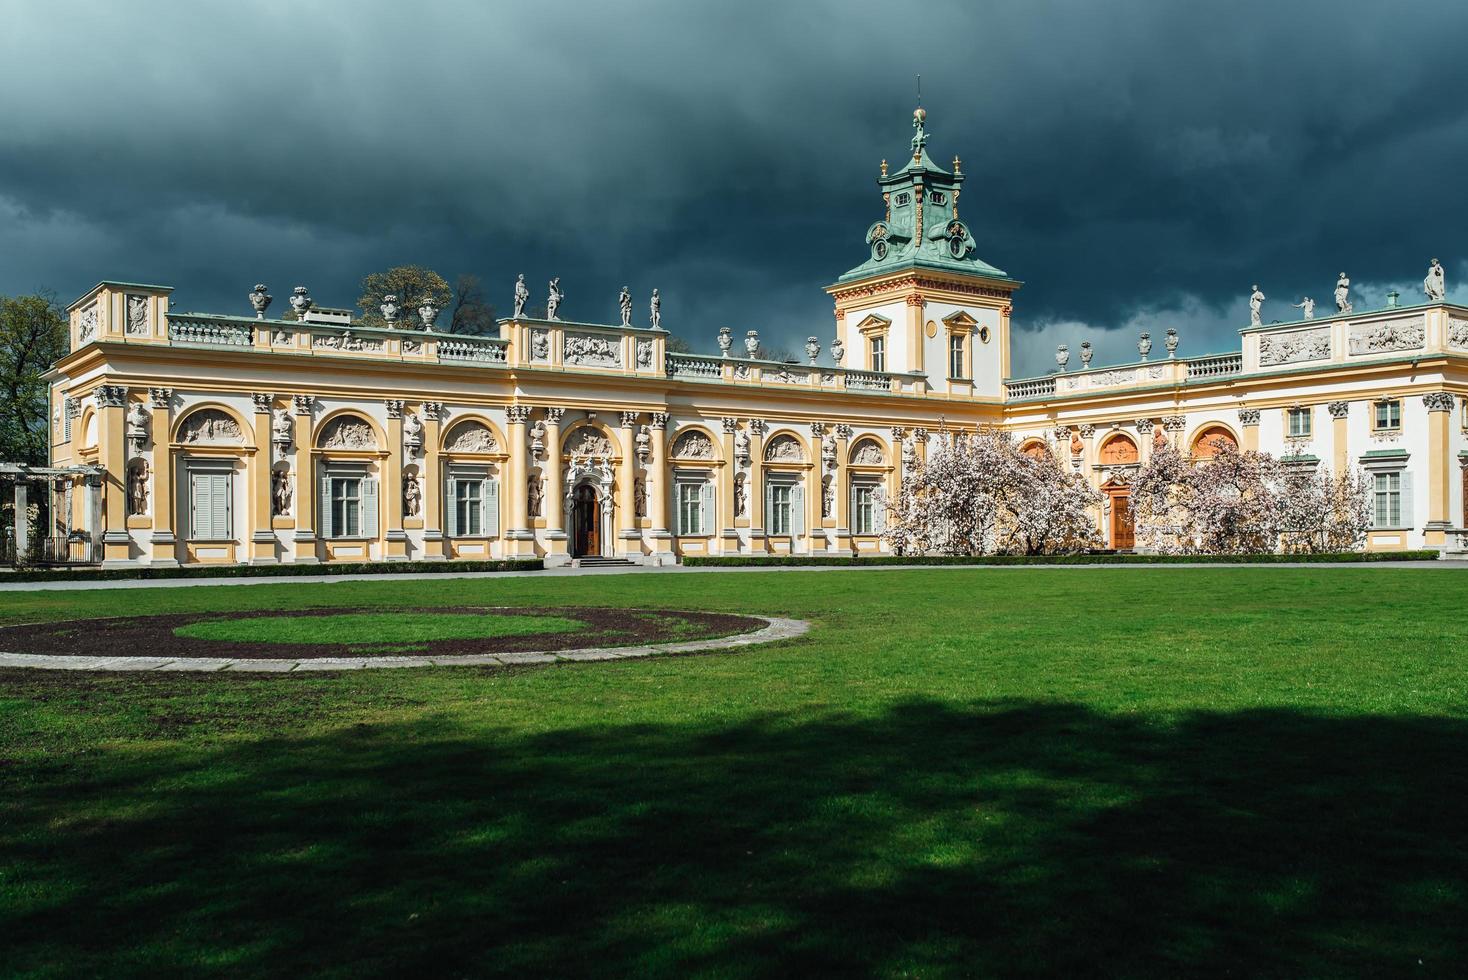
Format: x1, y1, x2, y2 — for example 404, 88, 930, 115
1373, 400, 1401, 431
331, 477, 362, 538
853, 484, 877, 535
455, 479, 483, 536
870, 336, 886, 373
188, 470, 231, 541
949, 335, 966, 379
1373, 472, 1401, 527
677, 483, 704, 536
769, 484, 792, 536
1287, 407, 1312, 438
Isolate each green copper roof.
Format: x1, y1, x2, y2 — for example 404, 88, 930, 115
836, 108, 1015, 286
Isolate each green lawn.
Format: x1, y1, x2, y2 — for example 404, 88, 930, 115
173, 611, 584, 650
2, 568, 1467, 977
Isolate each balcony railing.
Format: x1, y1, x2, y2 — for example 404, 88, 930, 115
1005, 376, 1057, 400
168, 315, 254, 346
438, 336, 509, 364
843, 369, 894, 392
1186, 352, 1242, 378
666, 353, 723, 379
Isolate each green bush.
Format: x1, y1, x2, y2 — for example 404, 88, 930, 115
1, 557, 543, 584
681, 551, 1442, 568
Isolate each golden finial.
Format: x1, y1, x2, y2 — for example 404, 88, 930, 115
880, 159, 888, 178
953, 155, 962, 173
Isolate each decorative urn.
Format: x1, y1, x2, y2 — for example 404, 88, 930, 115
1056, 344, 1070, 372
288, 286, 313, 320
248, 283, 273, 319
830, 337, 845, 364
1165, 327, 1179, 357
717, 326, 732, 357
805, 336, 821, 364
380, 294, 399, 326
418, 300, 439, 332
1137, 332, 1152, 361
744, 329, 760, 357
1080, 341, 1093, 367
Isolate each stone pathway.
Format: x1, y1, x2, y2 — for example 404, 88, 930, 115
0, 616, 810, 673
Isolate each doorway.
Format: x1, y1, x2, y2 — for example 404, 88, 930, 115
572, 483, 600, 558
1109, 490, 1134, 551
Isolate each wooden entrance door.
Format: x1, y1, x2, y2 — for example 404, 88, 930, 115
1110, 491, 1134, 551
572, 484, 600, 557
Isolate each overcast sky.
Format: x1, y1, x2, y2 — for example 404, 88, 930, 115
4, 0, 1468, 375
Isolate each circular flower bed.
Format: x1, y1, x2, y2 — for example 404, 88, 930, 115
0, 606, 765, 660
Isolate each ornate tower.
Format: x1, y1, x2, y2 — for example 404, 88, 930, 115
826, 107, 1020, 397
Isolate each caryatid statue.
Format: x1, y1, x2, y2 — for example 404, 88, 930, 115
1425, 258, 1447, 302
618, 286, 633, 328
1335, 272, 1352, 314
513, 274, 529, 318
649, 288, 662, 330
1249, 285, 1265, 327
1292, 297, 1316, 320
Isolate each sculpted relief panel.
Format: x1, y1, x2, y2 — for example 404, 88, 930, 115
563, 332, 622, 367
565, 425, 614, 458
671, 430, 715, 459
1259, 326, 1331, 366
764, 434, 806, 463
1448, 318, 1468, 350
850, 439, 885, 466
318, 415, 378, 450
178, 409, 245, 445
444, 420, 498, 454
1348, 317, 1424, 356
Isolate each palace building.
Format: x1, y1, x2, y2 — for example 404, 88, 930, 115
30, 109, 1468, 567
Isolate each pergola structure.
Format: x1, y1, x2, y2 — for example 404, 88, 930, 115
0, 462, 104, 566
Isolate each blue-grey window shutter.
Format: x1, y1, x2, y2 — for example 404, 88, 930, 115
362, 478, 379, 538
212, 473, 230, 540
320, 475, 333, 539
190, 473, 208, 539
445, 478, 458, 537
700, 481, 714, 534
1401, 471, 1414, 528
791, 484, 805, 535
484, 478, 499, 537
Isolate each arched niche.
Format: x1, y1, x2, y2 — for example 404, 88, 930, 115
442, 418, 501, 455
763, 432, 807, 463
670, 427, 719, 461
176, 407, 247, 446
315, 413, 380, 451
849, 437, 887, 467
1098, 432, 1139, 465
1189, 424, 1239, 459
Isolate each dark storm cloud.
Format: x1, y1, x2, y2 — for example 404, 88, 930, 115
4, 0, 1468, 374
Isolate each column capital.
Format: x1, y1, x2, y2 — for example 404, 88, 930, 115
1133, 418, 1154, 435
1237, 408, 1261, 426
94, 384, 127, 408
251, 392, 274, 414
809, 421, 827, 437
1423, 391, 1455, 413
543, 407, 566, 423
835, 423, 853, 440
722, 416, 740, 433
384, 399, 404, 419
507, 405, 533, 424
1077, 423, 1095, 438
421, 401, 445, 421
1052, 425, 1071, 442
619, 410, 639, 429
148, 387, 173, 410
1162, 415, 1186, 432
292, 394, 316, 416
890, 425, 907, 441
748, 418, 768, 436
1327, 400, 1350, 419
913, 427, 928, 441
650, 411, 669, 430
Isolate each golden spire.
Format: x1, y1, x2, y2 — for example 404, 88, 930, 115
880, 159, 888, 178
953, 155, 962, 174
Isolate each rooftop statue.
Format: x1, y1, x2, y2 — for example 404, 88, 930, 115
547, 277, 563, 322
650, 289, 662, 330
619, 286, 632, 328
1335, 273, 1352, 315
1425, 258, 1447, 302
1249, 285, 1265, 327
513, 274, 528, 318
1292, 297, 1315, 320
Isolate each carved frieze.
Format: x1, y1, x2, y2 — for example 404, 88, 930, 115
1348, 317, 1425, 356
636, 338, 654, 369
851, 439, 885, 465
564, 332, 622, 367
565, 425, 614, 457
1091, 369, 1135, 387
313, 331, 384, 353
530, 329, 550, 362
764, 434, 805, 463
1448, 318, 1468, 350
444, 420, 498, 453
77, 304, 98, 343
125, 295, 149, 336
318, 415, 378, 450
1259, 326, 1331, 366
178, 408, 245, 445
672, 430, 715, 459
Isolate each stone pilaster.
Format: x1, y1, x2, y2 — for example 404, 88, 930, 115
291, 395, 319, 562
249, 392, 277, 564
420, 401, 445, 559
506, 405, 534, 555
1328, 401, 1350, 474
1134, 418, 1155, 465
1237, 408, 1261, 452
720, 417, 740, 553
618, 411, 641, 557
748, 418, 767, 546
95, 384, 131, 567
889, 426, 907, 513
383, 399, 407, 560
1424, 392, 1455, 546
806, 422, 827, 554
833, 423, 853, 555
541, 407, 567, 561
1163, 415, 1186, 448
147, 387, 178, 566
648, 412, 672, 561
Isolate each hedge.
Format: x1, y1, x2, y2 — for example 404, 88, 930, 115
0, 557, 543, 584
682, 551, 1444, 568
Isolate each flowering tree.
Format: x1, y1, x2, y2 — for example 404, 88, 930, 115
880, 428, 1100, 556
1130, 436, 1371, 554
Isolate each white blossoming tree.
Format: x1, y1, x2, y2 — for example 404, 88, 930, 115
880, 428, 1101, 556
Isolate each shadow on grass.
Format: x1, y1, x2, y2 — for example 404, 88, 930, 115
4, 699, 1466, 977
